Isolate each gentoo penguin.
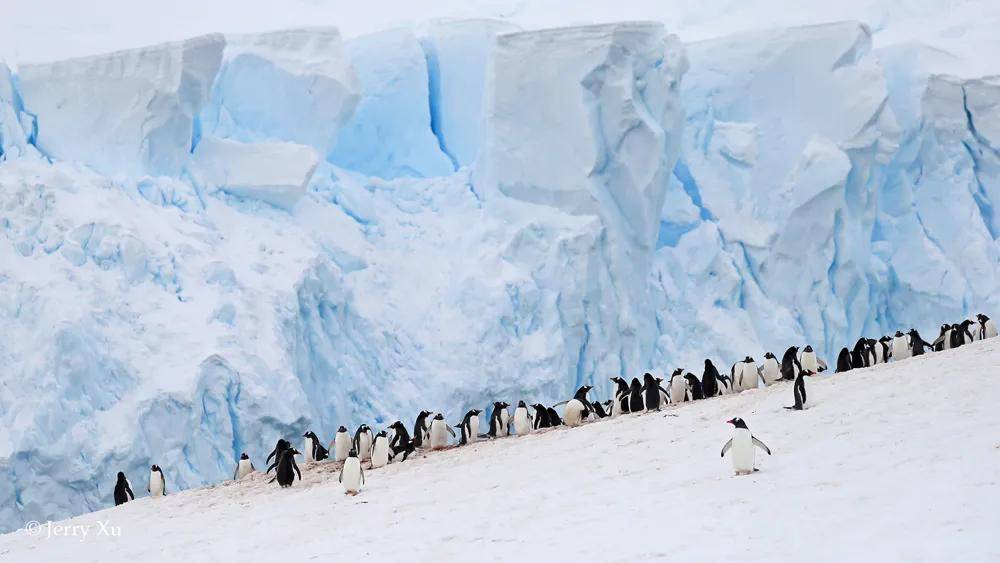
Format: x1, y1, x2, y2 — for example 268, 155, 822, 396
836, 347, 852, 373
499, 402, 511, 436
891, 331, 910, 361
429, 413, 455, 449
610, 376, 630, 415
564, 385, 593, 427
799, 346, 822, 375
721, 418, 771, 475
628, 378, 644, 413
333, 426, 351, 462
783, 369, 809, 411
592, 400, 612, 418
233, 452, 255, 480
388, 421, 415, 462
873, 337, 890, 364
908, 329, 932, 356
457, 409, 482, 444
413, 410, 433, 447
303, 431, 329, 462
702, 360, 720, 398
933, 324, 953, 351
737, 356, 759, 391
954, 320, 975, 347
978, 314, 998, 339
531, 404, 550, 430
669, 369, 689, 404
546, 407, 563, 426
147, 465, 166, 497
353, 425, 374, 462
759, 352, 781, 385
266, 439, 290, 473
269, 448, 301, 487
683, 373, 705, 400
488, 402, 508, 438
113, 472, 134, 506
781, 347, 802, 380
642, 372, 668, 411
513, 401, 533, 436
715, 369, 734, 395
370, 431, 390, 468
339, 449, 365, 495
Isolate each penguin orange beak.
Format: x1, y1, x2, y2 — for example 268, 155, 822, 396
726, 418, 736, 425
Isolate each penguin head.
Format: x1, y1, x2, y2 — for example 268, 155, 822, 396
764, 352, 775, 359
348, 448, 358, 458
643, 372, 656, 382
518, 400, 527, 408
895, 331, 904, 337
303, 431, 315, 439
704, 358, 714, 367
803, 346, 813, 353
389, 421, 403, 431
375, 430, 387, 438
433, 413, 444, 420
240, 452, 249, 460
630, 377, 641, 385
471, 409, 482, 416
338, 426, 347, 433
423, 409, 435, 417
150, 465, 160, 473
117, 471, 126, 481
277, 439, 289, 449
358, 424, 370, 432
726, 417, 748, 429
610, 376, 626, 386
287, 448, 301, 457
532, 403, 546, 411
671, 368, 683, 376
744, 356, 754, 363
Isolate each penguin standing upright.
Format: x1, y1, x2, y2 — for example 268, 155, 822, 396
891, 331, 910, 361
933, 324, 953, 351
499, 403, 511, 436
720, 418, 771, 476
702, 360, 720, 398
303, 431, 329, 462
333, 426, 351, 462
413, 410, 433, 447
147, 465, 166, 497
564, 385, 593, 427
113, 472, 134, 506
610, 377, 631, 415
370, 431, 390, 468
429, 413, 455, 449
353, 425, 374, 462
339, 449, 365, 495
908, 329, 933, 356
683, 373, 705, 400
669, 369, 689, 404
874, 337, 891, 364
759, 353, 781, 385
627, 378, 644, 412
457, 409, 482, 444
488, 402, 508, 438
978, 314, 998, 339
388, 421, 415, 462
799, 346, 824, 375
266, 439, 290, 473
781, 347, 802, 380
642, 372, 667, 411
268, 448, 302, 487
531, 404, 550, 429
233, 452, 255, 480
836, 347, 852, 373
546, 407, 563, 427
592, 400, 612, 417
955, 320, 975, 347
783, 369, 809, 411
737, 357, 759, 391
513, 401, 533, 436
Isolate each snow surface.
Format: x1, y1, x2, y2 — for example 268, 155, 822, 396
1, 340, 998, 561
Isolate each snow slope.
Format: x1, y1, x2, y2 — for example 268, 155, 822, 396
1, 340, 997, 562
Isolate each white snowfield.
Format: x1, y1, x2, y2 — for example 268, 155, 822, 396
1, 340, 997, 562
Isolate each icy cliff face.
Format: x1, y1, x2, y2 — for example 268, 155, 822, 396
1, 16, 999, 534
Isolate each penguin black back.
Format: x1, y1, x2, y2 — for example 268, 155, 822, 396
701, 360, 720, 397
610, 376, 630, 413
531, 404, 550, 429
780, 346, 800, 380
628, 378, 644, 412
836, 347, 852, 373
266, 439, 290, 472
413, 410, 432, 447
641, 373, 661, 411
851, 338, 869, 368
270, 448, 302, 487
488, 401, 505, 437
303, 431, 329, 461
388, 421, 415, 461
113, 472, 134, 506
546, 407, 563, 426
683, 373, 704, 400
908, 329, 931, 356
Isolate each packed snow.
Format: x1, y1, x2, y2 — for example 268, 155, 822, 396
1, 0, 1000, 537
0, 340, 998, 561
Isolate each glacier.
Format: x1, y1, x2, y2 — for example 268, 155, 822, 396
1, 15, 999, 535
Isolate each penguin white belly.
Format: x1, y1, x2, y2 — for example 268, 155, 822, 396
513, 408, 531, 436
731, 429, 755, 475
304, 437, 316, 462
564, 399, 585, 427
469, 417, 480, 442
334, 433, 351, 462
358, 435, 373, 461
942, 330, 953, 349
874, 345, 885, 364
429, 420, 450, 450
499, 411, 510, 437
986, 320, 999, 339
742, 364, 759, 390
235, 459, 254, 480
800, 353, 818, 374
148, 473, 164, 497
670, 377, 687, 403
341, 458, 363, 494
761, 360, 780, 385
892, 337, 910, 361
371, 439, 389, 468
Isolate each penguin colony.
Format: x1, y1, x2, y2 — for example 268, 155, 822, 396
110, 312, 997, 502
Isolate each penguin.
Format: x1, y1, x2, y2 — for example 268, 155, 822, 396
457, 409, 482, 444
592, 400, 612, 418
513, 401, 533, 436
836, 347, 852, 373
429, 413, 455, 450
759, 352, 781, 385
388, 421, 415, 462
564, 385, 593, 427
370, 431, 390, 469
413, 410, 433, 447
890, 331, 910, 361
609, 376, 630, 415
530, 404, 550, 430
933, 324, 953, 351
488, 402, 509, 438
799, 346, 824, 375
333, 426, 351, 462
642, 372, 667, 411
628, 378, 644, 413
683, 373, 705, 400
955, 320, 975, 347
669, 369, 689, 404
147, 465, 166, 497
783, 369, 809, 411
908, 329, 933, 356
701, 359, 720, 398
269, 448, 302, 487
715, 370, 734, 395
872, 337, 889, 364
781, 346, 802, 380
339, 449, 365, 495
303, 431, 329, 462
978, 314, 998, 339
737, 356, 759, 390
233, 452, 255, 480
265, 439, 290, 473
353, 425, 374, 462
546, 407, 563, 427
499, 403, 511, 436
113, 472, 134, 506
720, 418, 771, 476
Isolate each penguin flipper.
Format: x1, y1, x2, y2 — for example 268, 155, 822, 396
751, 436, 772, 455
293, 459, 302, 481
720, 438, 733, 458
268, 477, 276, 484
266, 461, 278, 474
551, 400, 569, 409
233, 467, 238, 480
447, 425, 456, 438
338, 467, 344, 483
